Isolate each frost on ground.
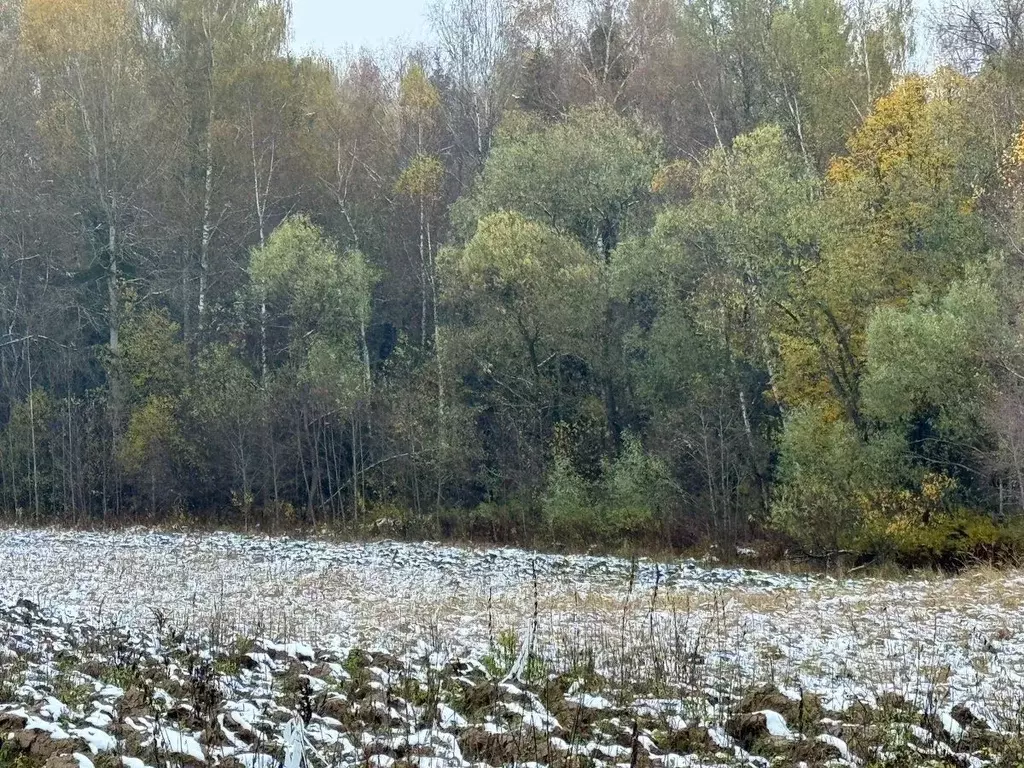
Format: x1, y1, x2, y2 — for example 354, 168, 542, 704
0, 529, 1023, 768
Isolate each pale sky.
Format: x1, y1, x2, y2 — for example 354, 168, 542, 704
290, 0, 432, 55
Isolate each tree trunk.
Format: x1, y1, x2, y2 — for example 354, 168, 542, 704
198, 103, 215, 330
108, 224, 119, 354
26, 338, 39, 521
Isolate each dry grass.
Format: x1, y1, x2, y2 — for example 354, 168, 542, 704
3, 527, 1024, 762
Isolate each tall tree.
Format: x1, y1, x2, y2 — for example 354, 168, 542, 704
22, 0, 159, 356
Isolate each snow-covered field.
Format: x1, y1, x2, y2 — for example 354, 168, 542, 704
1, 528, 1024, 768
0, 529, 805, 646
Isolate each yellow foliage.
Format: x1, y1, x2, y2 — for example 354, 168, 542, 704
857, 472, 953, 532
1000, 122, 1024, 193
399, 64, 440, 120
859, 506, 1002, 567
21, 0, 133, 61
921, 471, 955, 504
826, 71, 972, 195
1007, 124, 1024, 169
824, 75, 926, 186
853, 473, 1004, 566
120, 395, 183, 475
395, 154, 444, 199
778, 70, 981, 414
772, 336, 843, 413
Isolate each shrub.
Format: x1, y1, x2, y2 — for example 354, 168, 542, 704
772, 405, 916, 554
544, 433, 668, 547
855, 475, 1007, 567
543, 450, 594, 544
858, 507, 1002, 568
771, 405, 870, 552
600, 434, 670, 542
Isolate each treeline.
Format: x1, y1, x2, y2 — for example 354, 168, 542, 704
4, 0, 1024, 561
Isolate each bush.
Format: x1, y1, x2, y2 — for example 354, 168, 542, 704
771, 406, 870, 552
601, 434, 670, 540
543, 451, 594, 544
437, 501, 536, 542
855, 475, 1014, 568
772, 405, 914, 554
543, 434, 668, 548
858, 507, 1002, 569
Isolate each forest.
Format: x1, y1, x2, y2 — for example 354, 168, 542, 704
4, 0, 1024, 562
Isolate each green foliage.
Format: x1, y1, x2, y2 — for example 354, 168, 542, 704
620, 124, 817, 366
114, 308, 191, 511
455, 105, 660, 253
120, 395, 187, 476
544, 432, 668, 548
190, 344, 257, 427
771, 399, 1015, 565
441, 212, 603, 494
863, 267, 1002, 429
0, 738, 35, 768
602, 434, 670, 533
481, 628, 547, 683
250, 216, 376, 461
300, 337, 364, 409
119, 308, 188, 397
443, 211, 600, 354
766, 0, 867, 162
679, 0, 910, 164
1, 389, 56, 515
772, 406, 863, 551
771, 405, 906, 551
251, 215, 375, 340
543, 449, 592, 540
399, 63, 440, 120
187, 344, 258, 502
10, 0, 1024, 569
481, 629, 520, 678
858, 502, 1005, 569
615, 125, 816, 530
51, 672, 94, 709
775, 73, 994, 421
396, 154, 444, 199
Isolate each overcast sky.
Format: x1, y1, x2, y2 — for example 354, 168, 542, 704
290, 0, 432, 56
